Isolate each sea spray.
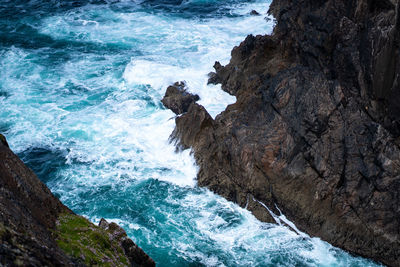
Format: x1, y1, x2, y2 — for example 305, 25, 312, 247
0, 0, 381, 266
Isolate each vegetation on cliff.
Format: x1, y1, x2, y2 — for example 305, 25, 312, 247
0, 133, 155, 266
55, 214, 129, 266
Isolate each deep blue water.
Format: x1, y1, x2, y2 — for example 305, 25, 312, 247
0, 0, 382, 266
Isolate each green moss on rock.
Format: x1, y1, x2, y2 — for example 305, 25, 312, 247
55, 213, 129, 266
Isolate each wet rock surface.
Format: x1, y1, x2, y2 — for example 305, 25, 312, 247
250, 10, 261, 16
0, 135, 155, 266
163, 0, 400, 266
161, 81, 199, 115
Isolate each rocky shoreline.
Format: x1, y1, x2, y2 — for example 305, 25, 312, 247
0, 134, 155, 266
162, 0, 400, 266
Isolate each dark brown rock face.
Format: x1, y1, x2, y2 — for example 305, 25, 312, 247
163, 0, 400, 266
161, 82, 200, 115
0, 134, 73, 266
0, 134, 155, 266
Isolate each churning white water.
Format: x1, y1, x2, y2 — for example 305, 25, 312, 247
0, 0, 381, 266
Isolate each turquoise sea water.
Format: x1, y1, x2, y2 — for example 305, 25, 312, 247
0, 0, 381, 266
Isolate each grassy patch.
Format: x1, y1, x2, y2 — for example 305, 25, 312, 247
55, 213, 129, 266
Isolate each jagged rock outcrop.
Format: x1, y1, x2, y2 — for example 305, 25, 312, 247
161, 82, 200, 115
0, 133, 155, 266
98, 219, 155, 267
163, 0, 400, 266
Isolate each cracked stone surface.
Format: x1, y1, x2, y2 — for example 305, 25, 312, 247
163, 0, 400, 265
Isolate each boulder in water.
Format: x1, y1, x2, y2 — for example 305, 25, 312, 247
250, 10, 261, 16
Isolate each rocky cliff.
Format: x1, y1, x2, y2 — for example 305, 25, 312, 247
0, 133, 155, 267
162, 0, 400, 265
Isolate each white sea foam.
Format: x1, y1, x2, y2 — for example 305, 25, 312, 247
0, 0, 381, 266
4, 0, 274, 198
156, 189, 372, 266
39, 0, 273, 118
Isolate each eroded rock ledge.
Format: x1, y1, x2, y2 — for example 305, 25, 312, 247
0, 133, 155, 267
162, 0, 400, 265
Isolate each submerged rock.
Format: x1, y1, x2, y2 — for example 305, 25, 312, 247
163, 0, 400, 266
0, 134, 155, 266
250, 10, 261, 16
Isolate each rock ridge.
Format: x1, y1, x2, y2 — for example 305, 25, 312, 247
162, 0, 400, 265
0, 133, 155, 266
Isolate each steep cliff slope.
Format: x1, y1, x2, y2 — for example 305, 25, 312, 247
163, 0, 400, 265
0, 134, 155, 267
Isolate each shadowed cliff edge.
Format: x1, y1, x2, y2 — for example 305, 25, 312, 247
162, 0, 400, 266
0, 133, 155, 267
